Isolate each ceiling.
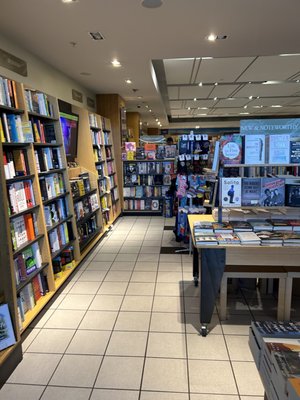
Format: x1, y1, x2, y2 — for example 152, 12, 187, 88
1, 0, 300, 129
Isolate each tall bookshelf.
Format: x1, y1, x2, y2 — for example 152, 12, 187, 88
0, 75, 121, 385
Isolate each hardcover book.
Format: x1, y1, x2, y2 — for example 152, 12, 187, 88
220, 177, 242, 207
269, 134, 290, 164
285, 184, 300, 207
241, 178, 262, 206
261, 178, 285, 207
290, 133, 300, 164
244, 134, 265, 164
219, 134, 242, 165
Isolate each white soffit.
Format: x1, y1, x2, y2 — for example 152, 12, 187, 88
163, 59, 195, 84
195, 57, 255, 83
167, 86, 180, 100
237, 55, 300, 82
169, 100, 183, 109
179, 85, 212, 99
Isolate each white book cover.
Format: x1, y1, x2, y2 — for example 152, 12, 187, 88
13, 215, 28, 248
237, 231, 261, 242
14, 181, 27, 212
220, 177, 242, 207
31, 242, 42, 269
0, 304, 16, 351
244, 135, 265, 164
269, 134, 290, 164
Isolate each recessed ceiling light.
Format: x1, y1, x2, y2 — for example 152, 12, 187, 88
297, 80, 300, 83
198, 113, 207, 116
240, 112, 250, 115
213, 97, 218, 101
89, 31, 104, 41
125, 79, 132, 84
111, 59, 121, 67
249, 96, 253, 100
188, 107, 191, 110
279, 53, 300, 56
202, 57, 213, 60
257, 96, 260, 99
262, 80, 282, 85
149, 109, 152, 112
145, 105, 149, 108
200, 107, 208, 109
141, 0, 163, 8
206, 34, 217, 42
62, 0, 78, 3
253, 106, 262, 108
157, 121, 160, 125
155, 118, 159, 121
248, 81, 252, 84
227, 98, 235, 101
195, 126, 200, 129
193, 98, 197, 101
198, 82, 203, 86
214, 82, 218, 86
271, 105, 283, 108
137, 96, 143, 99
244, 105, 248, 109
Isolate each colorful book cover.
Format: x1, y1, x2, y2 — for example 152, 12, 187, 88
244, 134, 265, 164
290, 134, 300, 164
241, 178, 262, 206
125, 142, 136, 152
0, 304, 16, 351
219, 134, 242, 165
261, 178, 285, 206
220, 177, 242, 207
126, 151, 135, 160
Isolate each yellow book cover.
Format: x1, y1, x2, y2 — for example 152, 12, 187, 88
126, 151, 135, 160
77, 180, 85, 196
0, 119, 5, 142
33, 122, 41, 142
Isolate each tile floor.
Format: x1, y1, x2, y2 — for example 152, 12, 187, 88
2, 216, 299, 400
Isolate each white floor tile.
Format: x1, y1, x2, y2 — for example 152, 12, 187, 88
78, 310, 118, 330
98, 281, 128, 295
66, 330, 111, 355
0, 384, 45, 400
231, 361, 264, 396
89, 295, 123, 311
150, 312, 185, 333
121, 296, 153, 312
91, 389, 139, 400
44, 309, 86, 329
115, 311, 151, 331
186, 333, 229, 360
40, 386, 92, 400
140, 393, 189, 400
126, 282, 155, 296
106, 331, 148, 356
147, 332, 186, 358
26, 329, 75, 354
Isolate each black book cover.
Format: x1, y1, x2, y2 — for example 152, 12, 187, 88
285, 184, 300, 207
43, 123, 56, 143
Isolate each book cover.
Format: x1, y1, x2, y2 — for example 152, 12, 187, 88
230, 220, 253, 231
219, 134, 242, 165
165, 144, 177, 158
178, 139, 190, 155
215, 232, 240, 245
145, 150, 156, 160
269, 134, 290, 164
0, 304, 16, 351
241, 178, 262, 206
12, 215, 28, 248
151, 199, 160, 211
156, 145, 165, 159
244, 134, 265, 164
220, 177, 242, 207
136, 147, 146, 160
261, 178, 285, 207
285, 184, 300, 207
126, 151, 135, 160
236, 231, 260, 243
22, 246, 37, 274
290, 133, 300, 164
125, 163, 137, 175
125, 142, 136, 152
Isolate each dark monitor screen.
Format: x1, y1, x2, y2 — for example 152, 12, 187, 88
60, 112, 79, 161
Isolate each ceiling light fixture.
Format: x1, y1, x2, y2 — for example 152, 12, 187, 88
248, 81, 252, 84
240, 112, 250, 115
141, 0, 163, 8
111, 59, 121, 67
248, 96, 253, 100
155, 118, 159, 121
257, 96, 260, 99
244, 105, 248, 109
145, 105, 149, 108
297, 80, 300, 83
271, 105, 283, 108
125, 79, 132, 84
195, 126, 200, 129
188, 107, 191, 110
202, 57, 213, 60
137, 96, 143, 99
89, 31, 104, 41
198, 113, 207, 116
193, 98, 197, 101
62, 0, 78, 3
279, 53, 300, 56
262, 80, 282, 85
200, 107, 208, 109
198, 82, 203, 87
227, 98, 235, 101
149, 109, 152, 112
206, 34, 217, 42
214, 97, 218, 101
214, 82, 218, 86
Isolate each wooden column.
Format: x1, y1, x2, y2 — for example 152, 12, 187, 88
126, 112, 140, 145
96, 94, 124, 203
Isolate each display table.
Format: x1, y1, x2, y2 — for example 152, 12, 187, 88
188, 215, 300, 336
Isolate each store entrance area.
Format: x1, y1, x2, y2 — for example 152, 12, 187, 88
2, 216, 282, 399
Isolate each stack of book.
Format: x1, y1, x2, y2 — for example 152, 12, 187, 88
236, 231, 261, 245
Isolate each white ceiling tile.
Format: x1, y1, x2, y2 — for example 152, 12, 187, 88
170, 109, 192, 116
210, 108, 246, 115
168, 86, 180, 100
209, 84, 241, 98
196, 57, 255, 83
215, 98, 249, 107
164, 59, 195, 84
169, 100, 184, 109
237, 55, 300, 82
235, 82, 300, 97
179, 85, 213, 99
249, 97, 297, 107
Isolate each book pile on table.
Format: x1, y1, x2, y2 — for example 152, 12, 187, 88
193, 219, 300, 247
249, 320, 300, 400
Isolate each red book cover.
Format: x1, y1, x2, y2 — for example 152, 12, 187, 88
23, 181, 33, 208
32, 276, 42, 302
24, 213, 35, 240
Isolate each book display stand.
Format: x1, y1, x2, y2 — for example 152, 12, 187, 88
0, 75, 120, 385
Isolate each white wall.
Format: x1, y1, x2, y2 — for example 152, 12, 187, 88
0, 34, 96, 110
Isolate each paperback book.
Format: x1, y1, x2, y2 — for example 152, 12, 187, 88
220, 177, 242, 207
244, 134, 266, 164
261, 178, 285, 207
241, 178, 262, 206
219, 134, 242, 165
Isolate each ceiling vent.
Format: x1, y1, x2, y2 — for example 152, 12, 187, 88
89, 32, 105, 41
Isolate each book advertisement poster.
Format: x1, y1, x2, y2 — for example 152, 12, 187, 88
220, 177, 242, 207
0, 304, 16, 351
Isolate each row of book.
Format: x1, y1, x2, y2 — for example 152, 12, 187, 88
0, 77, 19, 108
17, 271, 49, 328
13, 242, 42, 285
98, 178, 108, 195
219, 133, 300, 165
40, 173, 65, 202
249, 320, 300, 400
178, 138, 210, 158
10, 213, 37, 251
124, 143, 177, 161
123, 186, 166, 198
124, 173, 172, 187
109, 174, 117, 188
124, 161, 174, 175
4, 148, 29, 180
52, 246, 75, 278
93, 147, 104, 163
74, 193, 99, 221
70, 173, 91, 199
24, 89, 54, 117
103, 131, 110, 145
220, 177, 300, 207
35, 147, 63, 172
0, 113, 33, 143
111, 187, 119, 204
91, 129, 104, 147
78, 215, 98, 245
49, 221, 70, 255
44, 197, 68, 228
89, 113, 99, 128
123, 198, 161, 211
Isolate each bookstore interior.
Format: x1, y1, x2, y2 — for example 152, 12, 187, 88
1, 1, 300, 399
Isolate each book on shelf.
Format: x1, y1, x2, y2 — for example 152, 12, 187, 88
244, 134, 266, 164
219, 134, 242, 165
193, 220, 214, 233
22, 246, 38, 275
211, 222, 233, 233
267, 219, 293, 231
220, 177, 242, 207
0, 77, 19, 108
195, 234, 218, 245
269, 134, 290, 164
25, 89, 54, 117
164, 144, 177, 158
0, 304, 16, 352
215, 232, 240, 245
136, 147, 146, 160
248, 219, 274, 231
261, 177, 285, 207
285, 184, 300, 207
288, 220, 300, 231
230, 220, 253, 232
255, 230, 284, 246
125, 142, 136, 152
11, 215, 29, 249
236, 231, 261, 245
156, 145, 165, 159
241, 178, 262, 206
163, 161, 174, 174
290, 133, 300, 164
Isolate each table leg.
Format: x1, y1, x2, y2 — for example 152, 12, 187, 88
193, 246, 199, 286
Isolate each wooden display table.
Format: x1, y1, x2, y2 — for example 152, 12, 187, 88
188, 215, 300, 336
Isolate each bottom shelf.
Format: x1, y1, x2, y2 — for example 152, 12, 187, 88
122, 210, 163, 216
21, 291, 55, 331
